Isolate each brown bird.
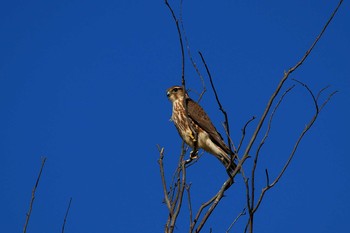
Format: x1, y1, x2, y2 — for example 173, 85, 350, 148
166, 85, 237, 175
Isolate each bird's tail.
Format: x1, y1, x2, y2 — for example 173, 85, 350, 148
220, 152, 238, 177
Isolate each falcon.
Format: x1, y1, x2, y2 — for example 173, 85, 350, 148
166, 85, 237, 175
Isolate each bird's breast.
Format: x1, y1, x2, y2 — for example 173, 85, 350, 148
171, 101, 195, 147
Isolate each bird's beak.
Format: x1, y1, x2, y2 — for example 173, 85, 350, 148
166, 91, 170, 97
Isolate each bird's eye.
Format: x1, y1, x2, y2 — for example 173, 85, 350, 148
173, 88, 178, 92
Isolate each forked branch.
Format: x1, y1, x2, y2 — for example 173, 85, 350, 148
252, 82, 337, 214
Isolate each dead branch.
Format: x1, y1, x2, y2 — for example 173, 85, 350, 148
178, 0, 206, 101
195, 177, 233, 232
158, 144, 188, 233
185, 184, 193, 224
226, 208, 247, 233
251, 86, 295, 205
161, 0, 343, 232
158, 146, 172, 214
23, 157, 47, 233
237, 116, 256, 154
198, 51, 235, 153
252, 83, 337, 214
61, 197, 73, 233
242, 0, 343, 165
165, 0, 185, 85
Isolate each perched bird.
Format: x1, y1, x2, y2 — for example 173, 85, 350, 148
166, 85, 237, 175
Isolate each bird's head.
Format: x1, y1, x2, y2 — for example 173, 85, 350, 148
166, 86, 188, 103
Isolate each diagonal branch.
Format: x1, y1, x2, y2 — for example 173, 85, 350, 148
23, 157, 47, 233
61, 197, 73, 233
198, 51, 235, 153
226, 207, 246, 233
242, 0, 343, 163
189, 177, 233, 232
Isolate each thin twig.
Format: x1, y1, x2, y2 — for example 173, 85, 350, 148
157, 146, 172, 213
237, 116, 256, 153
185, 183, 193, 224
253, 83, 337, 214
169, 157, 187, 232
195, 177, 233, 232
242, 0, 343, 166
165, 0, 185, 84
226, 207, 247, 233
23, 157, 47, 233
198, 51, 234, 152
250, 85, 295, 213
61, 197, 73, 233
179, 0, 206, 101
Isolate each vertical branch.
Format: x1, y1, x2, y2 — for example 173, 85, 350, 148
164, 0, 185, 86
185, 184, 193, 224
158, 146, 172, 214
158, 144, 187, 233
237, 116, 256, 153
179, 0, 206, 101
23, 157, 47, 233
61, 197, 73, 233
165, 1, 200, 154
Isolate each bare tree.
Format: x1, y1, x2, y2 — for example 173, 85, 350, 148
158, 0, 343, 232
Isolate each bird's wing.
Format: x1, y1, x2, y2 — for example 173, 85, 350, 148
186, 98, 232, 155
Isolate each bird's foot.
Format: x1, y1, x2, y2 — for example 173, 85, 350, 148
190, 150, 198, 160
185, 150, 198, 164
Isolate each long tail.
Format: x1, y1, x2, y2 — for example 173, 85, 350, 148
219, 152, 238, 177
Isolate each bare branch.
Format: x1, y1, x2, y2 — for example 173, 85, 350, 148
198, 51, 235, 153
185, 183, 193, 224
250, 85, 295, 211
237, 116, 256, 154
157, 146, 172, 214
226, 207, 246, 233
316, 85, 331, 102
191, 177, 233, 232
158, 143, 188, 233
319, 90, 338, 112
61, 197, 73, 233
23, 157, 47, 233
169, 157, 187, 232
242, 0, 343, 164
161, 1, 343, 232
253, 83, 337, 214
165, 0, 185, 85
178, 0, 206, 101
265, 169, 270, 187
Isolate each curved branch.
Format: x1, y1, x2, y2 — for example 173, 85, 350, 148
242, 0, 343, 163
253, 83, 337, 214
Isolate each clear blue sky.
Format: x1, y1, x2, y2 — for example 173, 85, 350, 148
0, 1, 349, 232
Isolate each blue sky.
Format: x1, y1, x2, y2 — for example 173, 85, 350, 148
0, 1, 349, 232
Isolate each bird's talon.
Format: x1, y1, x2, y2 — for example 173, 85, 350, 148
190, 150, 198, 160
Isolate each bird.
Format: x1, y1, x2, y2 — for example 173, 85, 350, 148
166, 85, 237, 175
